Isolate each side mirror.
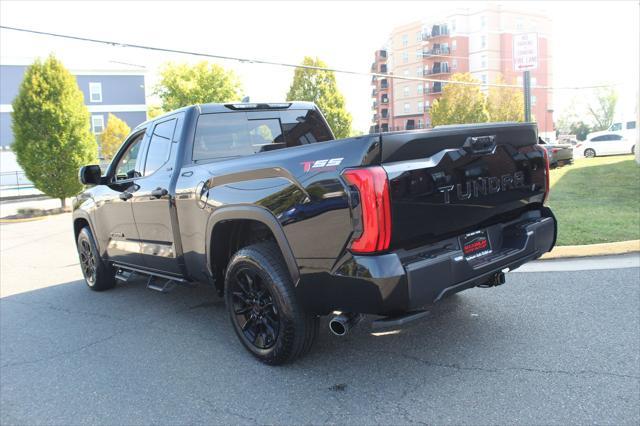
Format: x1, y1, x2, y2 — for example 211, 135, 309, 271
79, 165, 102, 185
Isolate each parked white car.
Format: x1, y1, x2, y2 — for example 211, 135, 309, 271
586, 120, 637, 140
576, 133, 636, 158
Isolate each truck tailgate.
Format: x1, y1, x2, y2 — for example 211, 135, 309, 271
380, 123, 547, 249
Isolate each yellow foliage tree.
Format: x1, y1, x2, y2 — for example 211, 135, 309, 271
100, 113, 131, 160
430, 73, 488, 126
487, 74, 524, 122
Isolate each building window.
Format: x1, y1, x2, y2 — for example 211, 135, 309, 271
451, 19, 457, 32
516, 18, 524, 31
531, 95, 537, 106
416, 31, 422, 42
517, 76, 523, 85
417, 66, 422, 77
481, 55, 487, 68
531, 77, 537, 87
402, 51, 409, 63
417, 84, 423, 95
452, 59, 458, 70
403, 86, 410, 97
480, 15, 486, 28
402, 34, 408, 47
481, 74, 487, 85
403, 69, 410, 77
91, 114, 105, 134
480, 35, 486, 49
404, 103, 411, 113
416, 49, 422, 59
89, 82, 102, 103
452, 39, 457, 51
418, 118, 424, 129
418, 101, 424, 112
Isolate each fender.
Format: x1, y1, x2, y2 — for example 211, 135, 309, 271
72, 209, 101, 254
205, 205, 300, 285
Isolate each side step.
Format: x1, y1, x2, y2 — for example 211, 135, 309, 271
371, 310, 429, 330
111, 263, 192, 293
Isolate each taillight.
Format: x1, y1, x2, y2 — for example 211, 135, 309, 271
540, 146, 551, 204
342, 166, 392, 253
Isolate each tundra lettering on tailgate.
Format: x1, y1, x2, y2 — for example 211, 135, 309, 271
437, 171, 526, 204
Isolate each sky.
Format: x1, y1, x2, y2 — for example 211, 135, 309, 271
1, 0, 638, 132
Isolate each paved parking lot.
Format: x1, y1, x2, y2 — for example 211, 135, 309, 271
1, 214, 639, 425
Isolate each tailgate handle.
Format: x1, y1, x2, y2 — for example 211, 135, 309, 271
464, 135, 496, 155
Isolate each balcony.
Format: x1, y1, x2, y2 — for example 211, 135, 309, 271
372, 89, 377, 96
379, 64, 388, 74
422, 46, 450, 57
379, 50, 387, 59
426, 63, 450, 75
372, 101, 378, 109
380, 96, 389, 104
381, 109, 389, 119
380, 79, 389, 89
371, 63, 377, 72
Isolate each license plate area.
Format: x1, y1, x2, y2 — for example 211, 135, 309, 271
460, 230, 492, 260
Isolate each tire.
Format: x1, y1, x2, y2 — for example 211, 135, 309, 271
76, 227, 116, 291
584, 148, 596, 158
224, 242, 319, 365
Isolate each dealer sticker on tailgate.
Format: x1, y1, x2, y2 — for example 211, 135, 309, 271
461, 230, 492, 260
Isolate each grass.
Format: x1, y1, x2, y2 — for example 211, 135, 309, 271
547, 155, 640, 246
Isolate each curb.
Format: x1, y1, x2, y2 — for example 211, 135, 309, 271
0, 216, 48, 224
541, 240, 640, 260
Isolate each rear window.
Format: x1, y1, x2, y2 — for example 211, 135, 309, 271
193, 109, 333, 162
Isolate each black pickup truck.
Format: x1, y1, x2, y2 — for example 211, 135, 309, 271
74, 102, 557, 364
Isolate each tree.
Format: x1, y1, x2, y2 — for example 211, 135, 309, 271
569, 121, 592, 141
486, 74, 524, 122
11, 55, 96, 208
100, 114, 131, 160
155, 61, 243, 110
430, 73, 488, 126
587, 87, 617, 131
286, 57, 352, 139
147, 105, 164, 119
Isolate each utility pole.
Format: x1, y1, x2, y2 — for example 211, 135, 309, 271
523, 70, 532, 122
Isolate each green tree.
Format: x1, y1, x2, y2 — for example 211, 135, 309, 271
430, 73, 488, 126
155, 61, 243, 110
587, 87, 618, 131
11, 55, 96, 208
569, 121, 592, 141
147, 104, 164, 119
100, 113, 131, 160
286, 56, 352, 139
486, 74, 524, 122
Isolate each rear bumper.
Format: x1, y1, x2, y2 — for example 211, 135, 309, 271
299, 208, 556, 315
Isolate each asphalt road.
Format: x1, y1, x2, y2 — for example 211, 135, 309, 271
1, 214, 639, 425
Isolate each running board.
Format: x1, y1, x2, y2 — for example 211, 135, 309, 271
370, 310, 430, 330
111, 263, 191, 293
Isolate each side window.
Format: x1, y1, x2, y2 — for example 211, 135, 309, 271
144, 119, 176, 176
610, 123, 622, 131
114, 133, 144, 181
627, 121, 636, 130
591, 136, 605, 142
279, 110, 334, 146
610, 134, 623, 141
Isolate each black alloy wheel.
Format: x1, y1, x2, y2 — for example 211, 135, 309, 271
230, 266, 280, 350
224, 242, 319, 365
79, 238, 97, 285
76, 227, 116, 291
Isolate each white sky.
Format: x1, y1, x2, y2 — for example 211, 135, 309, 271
1, 0, 638, 132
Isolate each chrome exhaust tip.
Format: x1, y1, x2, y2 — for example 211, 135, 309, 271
329, 313, 363, 336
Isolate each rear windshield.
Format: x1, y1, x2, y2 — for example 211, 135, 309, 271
193, 109, 333, 162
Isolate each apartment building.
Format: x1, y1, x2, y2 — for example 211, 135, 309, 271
371, 3, 554, 140
0, 63, 147, 149
370, 49, 394, 132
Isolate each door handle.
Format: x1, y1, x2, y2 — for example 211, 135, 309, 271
119, 191, 133, 201
151, 187, 168, 198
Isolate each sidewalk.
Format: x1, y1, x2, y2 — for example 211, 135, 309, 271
0, 197, 70, 218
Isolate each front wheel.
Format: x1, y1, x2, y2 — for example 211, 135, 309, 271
224, 242, 318, 365
584, 148, 596, 158
76, 227, 116, 291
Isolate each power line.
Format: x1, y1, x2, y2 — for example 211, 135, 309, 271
0, 25, 615, 91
